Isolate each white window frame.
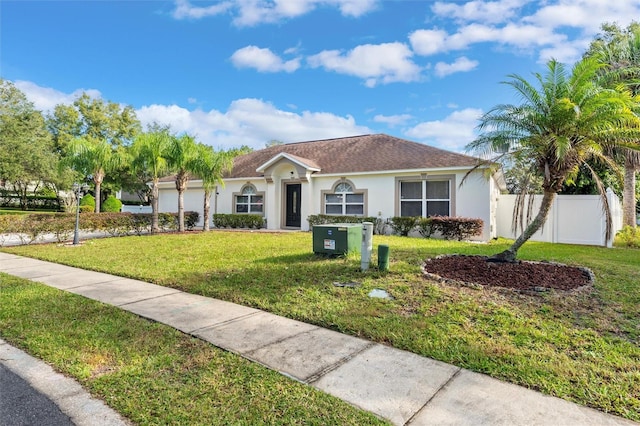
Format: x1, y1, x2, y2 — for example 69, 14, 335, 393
398, 178, 452, 217
234, 184, 264, 215
322, 180, 366, 216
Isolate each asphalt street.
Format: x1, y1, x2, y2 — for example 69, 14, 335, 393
0, 363, 74, 426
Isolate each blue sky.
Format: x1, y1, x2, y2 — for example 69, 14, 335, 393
3, 1, 640, 152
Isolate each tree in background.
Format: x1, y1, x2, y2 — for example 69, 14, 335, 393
468, 57, 640, 262
130, 129, 171, 233
48, 92, 141, 203
190, 144, 234, 231
586, 22, 640, 227
0, 79, 60, 209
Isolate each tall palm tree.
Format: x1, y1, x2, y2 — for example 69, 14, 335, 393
166, 133, 199, 232
587, 23, 640, 227
467, 57, 640, 262
67, 136, 121, 213
130, 130, 171, 233
190, 145, 234, 231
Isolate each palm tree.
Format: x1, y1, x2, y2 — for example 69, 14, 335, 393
190, 145, 234, 231
587, 23, 640, 227
165, 133, 199, 232
467, 57, 640, 262
67, 136, 121, 213
130, 130, 171, 233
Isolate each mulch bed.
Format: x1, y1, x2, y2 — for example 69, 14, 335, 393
422, 255, 594, 293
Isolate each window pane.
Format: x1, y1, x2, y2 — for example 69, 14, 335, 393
336, 182, 353, 193
326, 205, 343, 215
325, 194, 343, 203
346, 193, 363, 203
236, 204, 248, 213
427, 201, 449, 216
252, 195, 263, 204
401, 181, 422, 199
237, 195, 248, 204
400, 201, 422, 217
242, 186, 256, 195
346, 205, 364, 215
250, 204, 263, 213
426, 181, 449, 199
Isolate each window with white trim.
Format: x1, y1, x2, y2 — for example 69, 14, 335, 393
400, 180, 450, 217
235, 185, 263, 214
324, 182, 364, 216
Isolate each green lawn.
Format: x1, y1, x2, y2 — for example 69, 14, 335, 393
0, 274, 387, 425
3, 231, 639, 421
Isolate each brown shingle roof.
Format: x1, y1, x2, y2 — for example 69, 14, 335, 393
228, 134, 480, 178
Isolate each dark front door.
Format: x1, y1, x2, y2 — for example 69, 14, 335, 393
285, 184, 301, 228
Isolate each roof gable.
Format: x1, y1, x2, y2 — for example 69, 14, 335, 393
228, 134, 480, 178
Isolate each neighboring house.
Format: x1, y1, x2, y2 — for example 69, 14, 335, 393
157, 134, 505, 240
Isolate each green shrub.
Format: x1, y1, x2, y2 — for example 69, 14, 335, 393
79, 194, 95, 211
416, 217, 435, 237
213, 214, 265, 229
101, 196, 123, 213
429, 216, 484, 240
614, 225, 640, 248
79, 205, 93, 213
307, 214, 385, 234
389, 216, 419, 236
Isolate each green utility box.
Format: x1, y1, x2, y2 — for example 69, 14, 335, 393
312, 223, 362, 255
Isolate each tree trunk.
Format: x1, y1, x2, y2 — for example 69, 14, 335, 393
491, 190, 557, 262
203, 190, 211, 232
623, 159, 637, 228
151, 180, 159, 234
94, 171, 104, 213
175, 173, 188, 232
177, 188, 185, 232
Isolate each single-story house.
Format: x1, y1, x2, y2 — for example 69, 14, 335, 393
157, 134, 505, 240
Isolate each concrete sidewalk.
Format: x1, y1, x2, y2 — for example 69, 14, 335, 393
0, 252, 636, 426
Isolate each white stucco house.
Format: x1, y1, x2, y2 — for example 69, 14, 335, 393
157, 134, 505, 240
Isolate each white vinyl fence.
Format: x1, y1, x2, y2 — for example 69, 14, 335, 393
496, 189, 622, 247
121, 205, 152, 214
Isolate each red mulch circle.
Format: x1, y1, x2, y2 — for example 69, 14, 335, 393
422, 255, 594, 293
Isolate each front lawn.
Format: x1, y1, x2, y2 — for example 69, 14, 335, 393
3, 232, 639, 420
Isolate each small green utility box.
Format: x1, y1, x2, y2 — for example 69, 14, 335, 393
312, 223, 362, 255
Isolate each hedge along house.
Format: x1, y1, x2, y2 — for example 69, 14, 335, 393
156, 134, 505, 240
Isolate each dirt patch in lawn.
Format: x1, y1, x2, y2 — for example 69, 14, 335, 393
422, 255, 594, 293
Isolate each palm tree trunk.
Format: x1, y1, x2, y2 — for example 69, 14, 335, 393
623, 159, 637, 228
151, 180, 159, 234
94, 181, 101, 213
491, 190, 557, 262
177, 188, 185, 232
203, 190, 211, 232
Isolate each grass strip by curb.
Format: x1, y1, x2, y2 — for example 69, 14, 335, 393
0, 273, 388, 425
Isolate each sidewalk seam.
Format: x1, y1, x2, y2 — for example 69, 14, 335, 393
403, 367, 462, 426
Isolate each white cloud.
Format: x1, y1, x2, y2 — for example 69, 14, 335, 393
172, 0, 233, 19
134, 99, 371, 149
230, 46, 301, 72
175, 0, 378, 27
13, 80, 101, 113
524, 0, 640, 33
404, 108, 482, 153
434, 56, 479, 77
373, 114, 413, 127
307, 42, 422, 87
432, 0, 531, 24
408, 29, 449, 56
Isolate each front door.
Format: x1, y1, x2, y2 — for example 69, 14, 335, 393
285, 183, 301, 228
